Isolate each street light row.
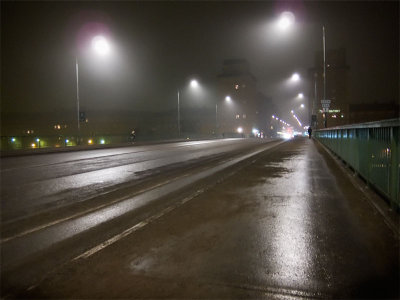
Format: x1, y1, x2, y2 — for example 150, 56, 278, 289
75, 10, 312, 138
271, 115, 291, 128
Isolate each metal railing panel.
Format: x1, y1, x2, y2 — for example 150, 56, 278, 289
315, 119, 400, 208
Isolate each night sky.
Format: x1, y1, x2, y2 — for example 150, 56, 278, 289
2, 1, 399, 122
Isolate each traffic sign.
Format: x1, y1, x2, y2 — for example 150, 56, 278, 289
321, 99, 330, 113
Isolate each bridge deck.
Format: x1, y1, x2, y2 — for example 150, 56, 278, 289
21, 138, 399, 299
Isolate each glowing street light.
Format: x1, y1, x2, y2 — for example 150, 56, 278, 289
298, 93, 304, 99
225, 96, 232, 102
277, 11, 295, 31
177, 79, 200, 137
300, 104, 305, 108
291, 73, 300, 82
190, 79, 199, 88
91, 36, 111, 56
75, 35, 112, 143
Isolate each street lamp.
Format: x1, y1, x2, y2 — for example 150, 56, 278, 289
190, 79, 199, 88
215, 95, 234, 136
277, 11, 295, 31
75, 35, 111, 142
177, 79, 200, 137
91, 36, 111, 56
297, 93, 304, 99
291, 73, 300, 82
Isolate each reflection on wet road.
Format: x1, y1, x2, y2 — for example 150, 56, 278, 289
1, 139, 262, 221
14, 137, 398, 299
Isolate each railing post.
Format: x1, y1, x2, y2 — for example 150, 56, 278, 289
390, 126, 399, 209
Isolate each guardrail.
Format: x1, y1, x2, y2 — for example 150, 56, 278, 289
314, 118, 399, 209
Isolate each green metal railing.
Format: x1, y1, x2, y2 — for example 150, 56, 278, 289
314, 118, 399, 209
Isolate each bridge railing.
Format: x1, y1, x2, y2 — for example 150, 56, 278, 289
314, 118, 399, 209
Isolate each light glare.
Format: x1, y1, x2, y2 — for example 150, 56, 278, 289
291, 73, 300, 82
92, 36, 110, 56
190, 79, 199, 88
278, 11, 295, 30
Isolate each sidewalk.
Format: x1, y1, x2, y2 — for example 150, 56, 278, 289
23, 138, 399, 299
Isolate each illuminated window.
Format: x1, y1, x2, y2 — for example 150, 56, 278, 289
235, 114, 240, 119
243, 114, 246, 119
234, 84, 239, 90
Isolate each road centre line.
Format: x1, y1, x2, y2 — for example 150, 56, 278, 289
2, 141, 285, 269
72, 141, 285, 260
1, 140, 265, 242
1, 173, 191, 243
1, 139, 235, 172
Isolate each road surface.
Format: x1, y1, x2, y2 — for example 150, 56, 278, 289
1, 138, 283, 296
1, 138, 398, 298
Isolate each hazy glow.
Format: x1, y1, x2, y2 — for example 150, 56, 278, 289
291, 73, 300, 82
300, 104, 305, 108
11, 137, 16, 142
277, 11, 295, 31
88, 139, 93, 144
92, 36, 110, 56
237, 127, 243, 134
277, 131, 292, 140
298, 93, 304, 98
225, 96, 232, 102
100, 139, 105, 144
190, 79, 199, 88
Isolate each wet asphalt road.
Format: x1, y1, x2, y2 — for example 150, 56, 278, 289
1, 139, 263, 222
6, 137, 398, 299
1, 138, 283, 297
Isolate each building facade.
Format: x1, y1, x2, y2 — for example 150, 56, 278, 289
216, 59, 271, 137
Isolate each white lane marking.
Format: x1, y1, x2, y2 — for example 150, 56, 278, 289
1, 139, 237, 172
72, 141, 285, 261
0, 175, 188, 244
73, 188, 205, 261
1, 140, 268, 242
2, 141, 285, 268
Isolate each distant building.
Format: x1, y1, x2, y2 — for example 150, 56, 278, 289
308, 48, 350, 129
216, 59, 272, 137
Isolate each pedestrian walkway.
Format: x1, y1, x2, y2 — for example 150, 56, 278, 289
23, 138, 399, 299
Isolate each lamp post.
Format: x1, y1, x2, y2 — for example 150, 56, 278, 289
322, 26, 328, 128
76, 57, 80, 134
177, 79, 199, 137
75, 35, 110, 143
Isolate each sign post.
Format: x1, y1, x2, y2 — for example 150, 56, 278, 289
321, 99, 331, 128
